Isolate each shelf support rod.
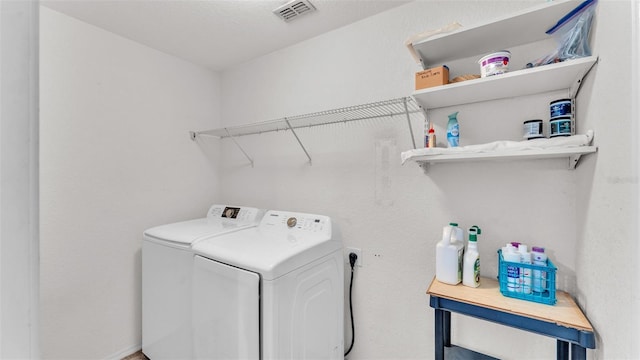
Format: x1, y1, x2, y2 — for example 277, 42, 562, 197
404, 97, 417, 149
285, 118, 312, 165
569, 154, 581, 170
569, 57, 598, 99
225, 128, 254, 167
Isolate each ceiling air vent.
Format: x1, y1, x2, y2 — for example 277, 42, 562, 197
273, 0, 316, 22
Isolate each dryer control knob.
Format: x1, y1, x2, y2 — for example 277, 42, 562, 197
287, 217, 297, 228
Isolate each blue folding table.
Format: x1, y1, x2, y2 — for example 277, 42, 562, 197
427, 277, 595, 360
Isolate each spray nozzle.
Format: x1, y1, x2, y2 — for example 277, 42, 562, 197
468, 225, 481, 242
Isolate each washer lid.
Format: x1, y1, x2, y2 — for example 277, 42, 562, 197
192, 210, 341, 280
143, 205, 264, 245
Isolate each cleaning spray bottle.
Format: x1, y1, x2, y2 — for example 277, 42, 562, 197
463, 225, 481, 287
436, 222, 464, 285
446, 111, 459, 147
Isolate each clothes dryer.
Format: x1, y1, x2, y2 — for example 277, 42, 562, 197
142, 205, 264, 360
191, 210, 343, 360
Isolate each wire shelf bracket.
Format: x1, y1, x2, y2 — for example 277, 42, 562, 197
285, 118, 312, 165
225, 128, 254, 167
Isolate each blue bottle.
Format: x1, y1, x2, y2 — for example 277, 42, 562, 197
447, 111, 459, 147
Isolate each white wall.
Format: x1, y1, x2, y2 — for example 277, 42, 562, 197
219, 1, 638, 359
36, 1, 639, 359
576, 1, 639, 358
0, 0, 39, 358
39, 7, 221, 359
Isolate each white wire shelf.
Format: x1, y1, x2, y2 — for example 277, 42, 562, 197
190, 97, 425, 166
193, 97, 423, 138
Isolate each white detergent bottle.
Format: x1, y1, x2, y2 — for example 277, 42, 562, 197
452, 223, 464, 246
462, 226, 481, 287
436, 223, 465, 285
451, 223, 465, 282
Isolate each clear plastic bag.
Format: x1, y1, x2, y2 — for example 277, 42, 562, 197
527, 0, 597, 68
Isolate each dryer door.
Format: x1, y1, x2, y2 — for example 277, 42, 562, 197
193, 255, 260, 360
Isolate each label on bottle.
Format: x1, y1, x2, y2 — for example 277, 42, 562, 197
532, 259, 547, 292
473, 258, 480, 285
522, 266, 532, 294
457, 248, 464, 282
507, 264, 519, 292
447, 124, 459, 147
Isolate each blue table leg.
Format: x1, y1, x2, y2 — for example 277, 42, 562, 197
571, 343, 586, 360
435, 309, 445, 360
557, 340, 569, 360
444, 311, 451, 347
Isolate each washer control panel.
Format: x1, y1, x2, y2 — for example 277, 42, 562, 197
207, 205, 264, 224
262, 211, 330, 235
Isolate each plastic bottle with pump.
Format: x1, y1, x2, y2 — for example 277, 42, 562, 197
435, 223, 464, 285
502, 243, 520, 292
519, 244, 532, 294
446, 111, 459, 147
462, 225, 481, 288
532, 247, 548, 293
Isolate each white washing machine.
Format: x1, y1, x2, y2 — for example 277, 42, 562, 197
191, 210, 344, 360
142, 205, 264, 360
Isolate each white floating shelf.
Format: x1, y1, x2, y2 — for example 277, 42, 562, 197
411, 0, 582, 68
412, 56, 598, 110
407, 146, 597, 170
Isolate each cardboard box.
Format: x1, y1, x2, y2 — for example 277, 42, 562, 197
415, 65, 449, 90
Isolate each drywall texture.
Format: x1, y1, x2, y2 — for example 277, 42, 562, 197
0, 1, 39, 357
39, 7, 220, 359
218, 1, 638, 359
575, 1, 639, 358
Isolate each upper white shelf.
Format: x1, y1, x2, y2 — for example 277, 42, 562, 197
411, 0, 582, 68
412, 56, 598, 110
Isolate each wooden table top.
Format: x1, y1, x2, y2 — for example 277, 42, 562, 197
427, 277, 593, 332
